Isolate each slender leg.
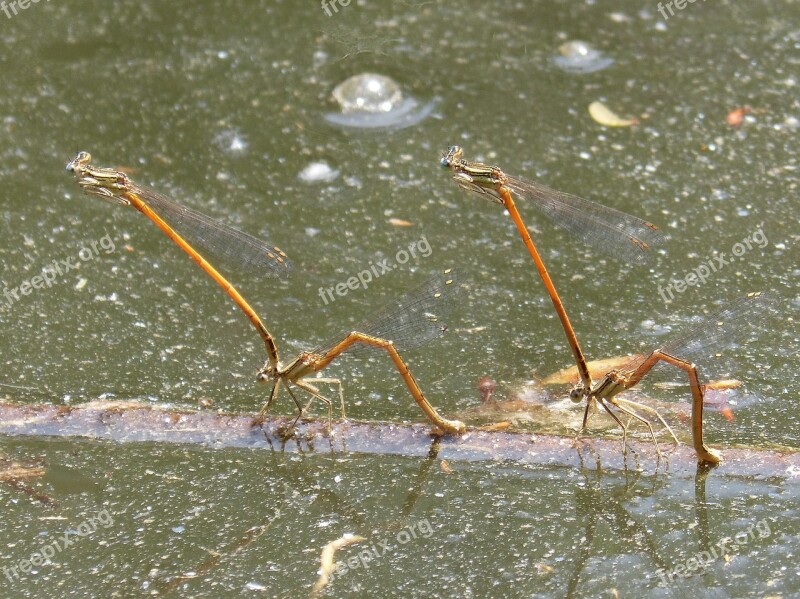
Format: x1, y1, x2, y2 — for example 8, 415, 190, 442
263, 376, 345, 435
285, 384, 306, 430
255, 378, 308, 439
304, 377, 347, 419
257, 378, 282, 419
307, 333, 466, 434
614, 397, 679, 446
576, 396, 597, 441
580, 390, 678, 460
608, 399, 662, 458
579, 395, 602, 432
292, 380, 334, 434
627, 351, 721, 465
595, 397, 633, 454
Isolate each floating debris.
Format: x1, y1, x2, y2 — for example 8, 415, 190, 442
553, 41, 614, 74
782, 116, 799, 131
541, 355, 643, 385
588, 101, 639, 127
477, 421, 513, 432
477, 376, 497, 403
312, 534, 367, 595
726, 105, 752, 126
326, 73, 435, 129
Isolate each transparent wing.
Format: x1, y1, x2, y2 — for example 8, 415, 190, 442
310, 268, 462, 358
129, 182, 291, 279
621, 291, 781, 378
503, 174, 665, 264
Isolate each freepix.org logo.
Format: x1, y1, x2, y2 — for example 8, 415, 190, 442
657, 226, 768, 305
321, 0, 351, 17
656, 518, 771, 586
3, 509, 114, 582
1, 0, 51, 20
318, 235, 432, 306
1, 234, 116, 311
327, 519, 434, 583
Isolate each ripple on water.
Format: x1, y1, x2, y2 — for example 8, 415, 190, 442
325, 72, 436, 130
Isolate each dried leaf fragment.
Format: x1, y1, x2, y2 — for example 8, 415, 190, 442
588, 101, 638, 127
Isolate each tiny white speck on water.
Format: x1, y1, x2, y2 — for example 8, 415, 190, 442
213, 129, 248, 154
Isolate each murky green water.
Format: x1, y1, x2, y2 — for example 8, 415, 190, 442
0, 1, 798, 597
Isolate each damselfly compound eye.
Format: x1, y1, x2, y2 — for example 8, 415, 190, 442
569, 386, 584, 403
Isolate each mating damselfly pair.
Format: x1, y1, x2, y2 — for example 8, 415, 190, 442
65, 148, 778, 465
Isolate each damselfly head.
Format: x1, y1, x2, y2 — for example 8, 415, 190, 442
569, 384, 586, 403
66, 151, 131, 206
66, 151, 93, 174
441, 145, 463, 168
256, 362, 276, 382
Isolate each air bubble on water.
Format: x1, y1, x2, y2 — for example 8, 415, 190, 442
333, 73, 402, 113
326, 73, 436, 129
553, 41, 614, 74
